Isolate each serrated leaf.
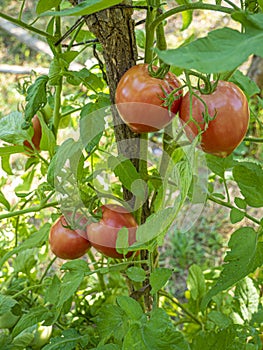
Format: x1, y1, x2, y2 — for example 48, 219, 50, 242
235, 277, 259, 322
201, 227, 263, 310
25, 75, 48, 120
117, 296, 143, 321
126, 267, 146, 283
36, 0, 61, 14
186, 264, 206, 301
150, 268, 172, 295
12, 306, 52, 337
123, 308, 190, 350
206, 154, 236, 178
0, 295, 18, 315
41, 0, 123, 17
191, 328, 236, 350
94, 304, 126, 343
233, 161, 263, 208
58, 270, 85, 307
230, 207, 245, 224
0, 223, 50, 268
207, 311, 232, 329
69, 68, 104, 90
12, 332, 34, 349
155, 17, 263, 73
0, 112, 33, 145
42, 329, 89, 350
230, 70, 260, 98
108, 155, 147, 202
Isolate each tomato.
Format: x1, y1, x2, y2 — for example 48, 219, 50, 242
23, 115, 42, 151
179, 81, 250, 157
49, 215, 91, 259
86, 204, 138, 259
115, 64, 182, 133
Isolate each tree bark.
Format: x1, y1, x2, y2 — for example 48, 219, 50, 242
69, 1, 140, 203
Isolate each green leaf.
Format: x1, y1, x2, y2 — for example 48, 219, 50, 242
206, 154, 236, 178
68, 68, 104, 90
38, 115, 56, 156
12, 306, 52, 337
12, 332, 34, 349
108, 155, 147, 202
80, 106, 105, 147
155, 17, 263, 73
233, 161, 263, 208
94, 304, 126, 343
186, 264, 206, 301
230, 208, 245, 224
201, 227, 263, 310
0, 223, 50, 268
13, 249, 37, 275
235, 277, 259, 322
123, 308, 190, 350
41, 0, 123, 16
0, 190, 10, 210
0, 112, 33, 145
191, 327, 237, 350
150, 268, 172, 295
207, 311, 232, 329
25, 75, 49, 121
135, 29, 145, 49
58, 270, 85, 307
42, 329, 89, 350
0, 295, 18, 315
234, 197, 247, 209
0, 145, 25, 156
116, 296, 143, 321
230, 70, 260, 98
175, 0, 193, 31
1, 155, 13, 175
126, 266, 146, 283
36, 0, 61, 14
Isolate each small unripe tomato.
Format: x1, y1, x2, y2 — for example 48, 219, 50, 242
23, 115, 42, 151
86, 204, 138, 259
49, 215, 91, 260
179, 81, 250, 157
115, 64, 182, 133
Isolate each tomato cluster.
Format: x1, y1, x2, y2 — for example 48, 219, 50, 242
115, 65, 249, 157
49, 205, 138, 260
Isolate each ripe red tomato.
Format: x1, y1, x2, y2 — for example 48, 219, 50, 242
23, 115, 42, 151
86, 204, 138, 259
179, 81, 250, 157
49, 215, 91, 260
115, 64, 182, 133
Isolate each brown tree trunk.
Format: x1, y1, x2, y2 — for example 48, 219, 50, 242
69, 1, 140, 203
247, 55, 263, 92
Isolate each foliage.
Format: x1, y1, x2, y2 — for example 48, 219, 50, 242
0, 0, 262, 349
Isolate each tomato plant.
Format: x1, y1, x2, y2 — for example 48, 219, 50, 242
179, 81, 250, 157
115, 64, 182, 133
49, 215, 91, 260
23, 114, 42, 151
86, 204, 138, 259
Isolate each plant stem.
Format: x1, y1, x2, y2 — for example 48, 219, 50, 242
244, 137, 263, 143
39, 257, 57, 284
87, 250, 107, 292
150, 4, 234, 32
208, 195, 260, 225
52, 8, 63, 137
0, 201, 59, 220
160, 290, 203, 326
0, 12, 52, 38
